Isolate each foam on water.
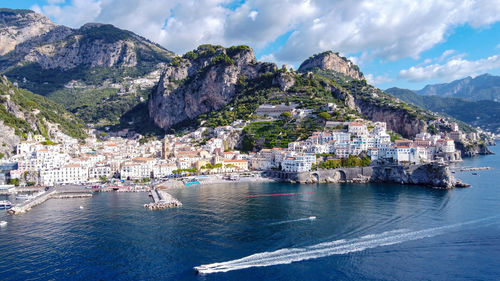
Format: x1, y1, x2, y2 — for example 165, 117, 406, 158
195, 217, 498, 274
269, 216, 317, 225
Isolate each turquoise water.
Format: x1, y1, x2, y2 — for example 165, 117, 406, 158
0, 144, 499, 280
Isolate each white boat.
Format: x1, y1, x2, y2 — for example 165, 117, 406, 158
0, 200, 12, 209
0, 221, 7, 227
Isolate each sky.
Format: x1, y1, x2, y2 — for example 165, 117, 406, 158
2, 0, 500, 90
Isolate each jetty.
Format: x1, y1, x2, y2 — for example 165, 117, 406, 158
8, 186, 93, 215
144, 189, 182, 210
459, 167, 492, 172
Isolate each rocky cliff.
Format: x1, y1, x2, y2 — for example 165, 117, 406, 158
370, 163, 459, 189
0, 9, 56, 56
298, 51, 364, 80
149, 45, 275, 130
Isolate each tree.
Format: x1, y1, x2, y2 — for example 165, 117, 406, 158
99, 176, 108, 183
318, 112, 331, 120
8, 178, 19, 186
280, 112, 292, 119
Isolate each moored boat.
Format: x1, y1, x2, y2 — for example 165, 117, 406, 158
0, 200, 12, 209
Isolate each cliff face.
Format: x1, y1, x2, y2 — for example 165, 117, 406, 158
371, 163, 457, 189
149, 45, 275, 130
1, 21, 172, 72
355, 99, 427, 138
298, 51, 364, 80
0, 9, 56, 56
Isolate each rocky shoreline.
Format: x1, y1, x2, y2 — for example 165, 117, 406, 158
265, 163, 469, 189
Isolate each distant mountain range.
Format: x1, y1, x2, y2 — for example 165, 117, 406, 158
414, 74, 500, 102
386, 87, 500, 134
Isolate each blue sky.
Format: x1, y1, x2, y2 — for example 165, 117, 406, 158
3, 0, 500, 90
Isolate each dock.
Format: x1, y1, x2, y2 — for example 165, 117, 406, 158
144, 189, 182, 210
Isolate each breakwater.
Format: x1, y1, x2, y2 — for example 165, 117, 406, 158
144, 189, 182, 210
265, 163, 467, 189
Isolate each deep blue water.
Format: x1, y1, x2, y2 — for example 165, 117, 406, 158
1, 143, 500, 280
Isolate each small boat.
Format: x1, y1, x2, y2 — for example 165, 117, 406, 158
185, 179, 201, 186
79, 206, 84, 210
0, 200, 12, 209
0, 221, 7, 227
472, 173, 478, 175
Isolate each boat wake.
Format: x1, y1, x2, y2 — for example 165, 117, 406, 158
195, 217, 498, 274
269, 216, 316, 225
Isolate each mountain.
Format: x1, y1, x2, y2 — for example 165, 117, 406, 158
298, 51, 365, 80
149, 45, 275, 130
386, 87, 500, 134
149, 45, 491, 155
0, 75, 86, 158
415, 74, 500, 102
0, 8, 174, 126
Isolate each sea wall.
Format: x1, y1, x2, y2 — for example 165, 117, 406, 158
265, 163, 464, 189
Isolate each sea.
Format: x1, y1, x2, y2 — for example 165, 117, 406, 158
1, 142, 499, 280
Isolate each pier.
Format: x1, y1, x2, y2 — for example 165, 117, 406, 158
144, 189, 182, 210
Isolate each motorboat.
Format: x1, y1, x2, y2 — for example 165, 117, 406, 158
0, 200, 12, 209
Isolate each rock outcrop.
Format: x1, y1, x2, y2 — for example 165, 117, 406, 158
370, 163, 458, 189
149, 45, 275, 130
455, 141, 494, 157
298, 51, 364, 80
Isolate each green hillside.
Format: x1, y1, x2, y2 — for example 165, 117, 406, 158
0, 76, 86, 139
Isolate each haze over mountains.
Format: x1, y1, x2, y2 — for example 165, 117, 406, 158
386, 74, 500, 134
414, 74, 500, 102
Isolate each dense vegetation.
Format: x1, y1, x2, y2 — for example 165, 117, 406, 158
314, 155, 371, 169
0, 78, 86, 139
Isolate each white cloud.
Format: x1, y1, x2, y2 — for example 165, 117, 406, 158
32, 0, 500, 62
438, 50, 455, 62
365, 73, 393, 85
398, 55, 500, 82
497, 42, 500, 48
37, 0, 101, 28
248, 10, 258, 21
